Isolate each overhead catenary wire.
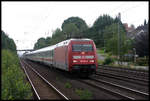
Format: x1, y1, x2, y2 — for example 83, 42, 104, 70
110, 2, 128, 14
111, 2, 147, 24
122, 2, 147, 13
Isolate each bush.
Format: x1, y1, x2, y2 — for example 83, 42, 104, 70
2, 50, 32, 100
103, 56, 114, 65
122, 54, 134, 62
136, 57, 149, 66
75, 88, 92, 99
65, 82, 72, 88
98, 60, 104, 65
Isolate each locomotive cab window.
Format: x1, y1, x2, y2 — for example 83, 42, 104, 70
72, 44, 93, 52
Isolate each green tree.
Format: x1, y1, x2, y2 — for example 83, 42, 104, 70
62, 17, 88, 37
51, 28, 65, 45
34, 37, 47, 49
89, 14, 126, 48
87, 14, 116, 48
133, 32, 149, 57
62, 23, 79, 38
1, 31, 32, 100
93, 14, 115, 30
103, 23, 128, 55
1, 30, 16, 52
33, 28, 66, 49
45, 37, 52, 45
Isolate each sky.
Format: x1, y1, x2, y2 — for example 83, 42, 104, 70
2, 1, 149, 54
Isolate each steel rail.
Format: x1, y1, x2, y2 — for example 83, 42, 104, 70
96, 71, 148, 82
97, 68, 149, 78
90, 78, 149, 98
23, 59, 69, 100
98, 65, 148, 74
97, 67, 149, 79
96, 72, 148, 86
77, 79, 135, 100
19, 59, 41, 100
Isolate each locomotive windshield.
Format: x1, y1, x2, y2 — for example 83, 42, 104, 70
72, 44, 93, 52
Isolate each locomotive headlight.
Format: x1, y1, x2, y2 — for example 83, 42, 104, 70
73, 56, 81, 59
73, 60, 78, 63
89, 60, 94, 62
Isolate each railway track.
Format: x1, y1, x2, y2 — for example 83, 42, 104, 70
97, 69, 149, 81
19, 58, 69, 100
98, 65, 148, 78
78, 78, 149, 100
78, 79, 134, 100
97, 65, 149, 86
19, 59, 40, 100
90, 78, 149, 99
92, 73, 149, 94
20, 59, 149, 100
96, 71, 148, 86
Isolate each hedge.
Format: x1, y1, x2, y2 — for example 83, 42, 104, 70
2, 50, 32, 100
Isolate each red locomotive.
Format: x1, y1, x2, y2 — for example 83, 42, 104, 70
24, 38, 98, 77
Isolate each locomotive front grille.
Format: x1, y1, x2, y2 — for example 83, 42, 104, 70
71, 65, 96, 74
72, 65, 96, 70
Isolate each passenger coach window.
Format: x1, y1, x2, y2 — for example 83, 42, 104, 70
72, 44, 93, 52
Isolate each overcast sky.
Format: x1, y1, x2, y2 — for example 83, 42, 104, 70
2, 1, 149, 52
